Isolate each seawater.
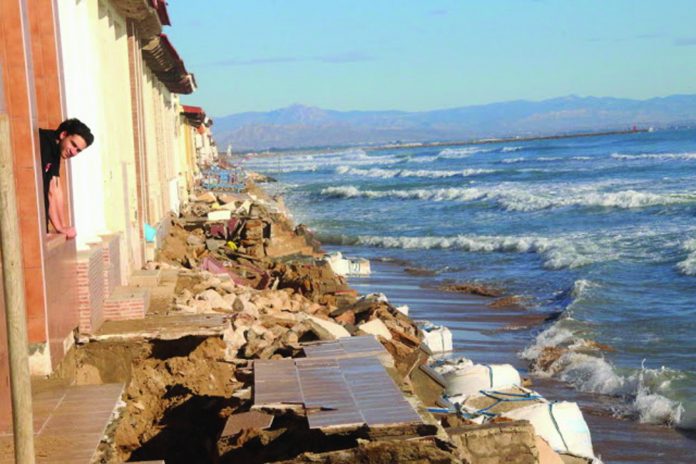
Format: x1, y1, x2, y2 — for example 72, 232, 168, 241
240, 129, 696, 430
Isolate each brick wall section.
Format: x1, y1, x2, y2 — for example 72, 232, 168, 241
100, 234, 122, 299
76, 245, 104, 334
103, 287, 150, 321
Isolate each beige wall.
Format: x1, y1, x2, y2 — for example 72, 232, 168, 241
57, 0, 139, 280
57, 0, 197, 274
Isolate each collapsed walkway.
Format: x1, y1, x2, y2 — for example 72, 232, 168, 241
0, 384, 123, 463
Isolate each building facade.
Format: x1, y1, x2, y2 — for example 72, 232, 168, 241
0, 0, 210, 430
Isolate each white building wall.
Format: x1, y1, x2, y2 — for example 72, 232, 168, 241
56, 0, 107, 248
57, 0, 139, 280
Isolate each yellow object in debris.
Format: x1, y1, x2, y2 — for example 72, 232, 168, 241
226, 241, 238, 251
211, 202, 221, 210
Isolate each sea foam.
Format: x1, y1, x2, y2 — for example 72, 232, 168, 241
320, 186, 486, 202
351, 234, 602, 270
676, 238, 696, 276
321, 184, 694, 212
437, 147, 487, 158
611, 152, 696, 161
521, 281, 686, 427
335, 166, 495, 178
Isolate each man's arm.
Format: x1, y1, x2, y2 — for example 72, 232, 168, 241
47, 176, 76, 239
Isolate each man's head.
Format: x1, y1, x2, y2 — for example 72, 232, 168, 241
55, 118, 94, 160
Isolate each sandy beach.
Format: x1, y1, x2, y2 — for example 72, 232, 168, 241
349, 256, 696, 463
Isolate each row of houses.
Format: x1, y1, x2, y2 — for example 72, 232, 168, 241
0, 0, 218, 431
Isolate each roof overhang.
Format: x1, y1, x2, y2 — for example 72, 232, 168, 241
142, 34, 196, 94
110, 0, 163, 40
181, 105, 206, 127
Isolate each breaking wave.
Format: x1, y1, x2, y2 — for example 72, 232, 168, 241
499, 155, 594, 165
523, 327, 686, 426
676, 238, 696, 276
501, 146, 523, 152
335, 166, 495, 178
437, 147, 486, 158
501, 157, 525, 164
261, 164, 318, 173
520, 281, 686, 427
611, 152, 696, 161
319, 184, 695, 212
320, 186, 486, 202
337, 234, 607, 270
244, 148, 402, 172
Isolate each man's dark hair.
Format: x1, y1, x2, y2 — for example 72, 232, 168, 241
56, 118, 94, 147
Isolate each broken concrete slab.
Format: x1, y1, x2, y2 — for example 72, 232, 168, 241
448, 420, 540, 464
305, 315, 351, 340
221, 411, 274, 437
358, 318, 393, 341
208, 209, 232, 221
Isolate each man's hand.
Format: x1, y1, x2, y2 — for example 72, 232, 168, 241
63, 227, 77, 239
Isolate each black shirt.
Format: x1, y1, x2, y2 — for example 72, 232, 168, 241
39, 129, 61, 225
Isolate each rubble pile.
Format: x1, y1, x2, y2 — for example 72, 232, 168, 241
67, 177, 593, 464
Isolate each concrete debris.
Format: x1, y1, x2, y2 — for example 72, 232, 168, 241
305, 314, 351, 340
64, 179, 597, 464
358, 318, 393, 341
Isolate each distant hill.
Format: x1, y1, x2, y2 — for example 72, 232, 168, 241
212, 95, 696, 151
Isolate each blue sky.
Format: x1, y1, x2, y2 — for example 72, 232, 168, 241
166, 1, 696, 116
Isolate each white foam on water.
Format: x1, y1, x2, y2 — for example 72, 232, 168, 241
611, 151, 696, 161
261, 164, 319, 173
501, 157, 525, 164
521, 289, 687, 428
244, 148, 402, 172
335, 166, 495, 178
676, 238, 696, 276
501, 146, 523, 152
497, 189, 695, 212
320, 186, 487, 202
437, 146, 487, 158
320, 181, 687, 213
353, 234, 606, 270
405, 155, 440, 163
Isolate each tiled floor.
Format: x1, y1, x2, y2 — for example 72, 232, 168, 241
0, 383, 124, 463
254, 340, 423, 431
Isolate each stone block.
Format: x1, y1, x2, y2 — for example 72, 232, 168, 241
449, 420, 539, 464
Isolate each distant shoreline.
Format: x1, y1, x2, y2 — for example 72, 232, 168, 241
373, 128, 650, 151
236, 128, 650, 156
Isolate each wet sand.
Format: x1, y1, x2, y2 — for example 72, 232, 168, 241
350, 259, 696, 464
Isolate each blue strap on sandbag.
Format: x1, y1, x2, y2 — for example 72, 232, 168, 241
549, 402, 570, 453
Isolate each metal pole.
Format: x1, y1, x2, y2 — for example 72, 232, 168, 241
0, 114, 36, 463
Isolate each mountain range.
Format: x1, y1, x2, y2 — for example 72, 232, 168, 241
211, 94, 696, 151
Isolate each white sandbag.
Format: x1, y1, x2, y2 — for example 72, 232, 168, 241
395, 304, 409, 316
324, 252, 371, 277
421, 322, 453, 353
457, 386, 547, 419
325, 252, 350, 276
444, 363, 521, 397
431, 357, 474, 376
358, 293, 389, 304
502, 401, 595, 461
348, 258, 371, 276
